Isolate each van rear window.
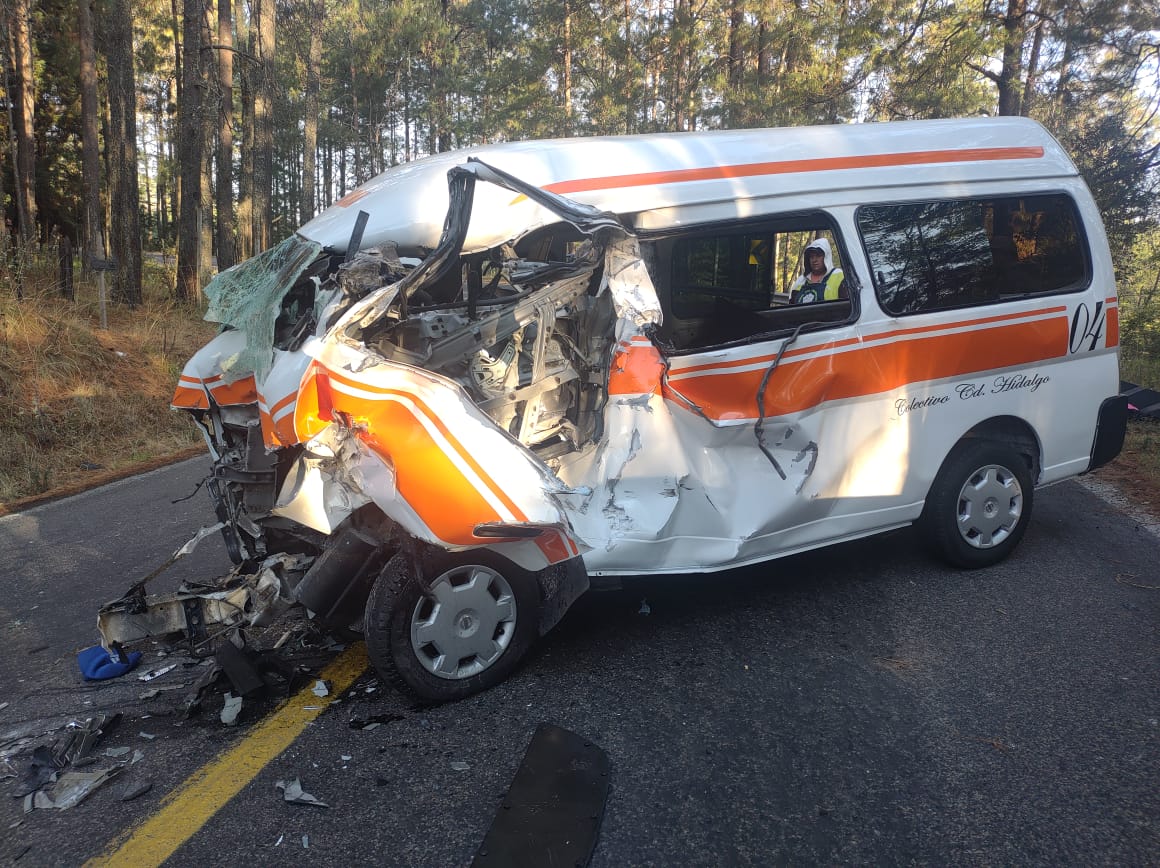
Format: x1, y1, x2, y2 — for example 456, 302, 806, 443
857, 194, 1089, 316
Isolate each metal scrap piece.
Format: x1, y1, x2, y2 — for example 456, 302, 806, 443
45, 767, 122, 810
138, 664, 178, 682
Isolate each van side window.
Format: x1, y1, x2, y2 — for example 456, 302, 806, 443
858, 194, 1089, 316
656, 220, 854, 351
672, 228, 843, 317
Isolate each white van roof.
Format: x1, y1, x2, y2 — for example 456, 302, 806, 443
298, 116, 1078, 255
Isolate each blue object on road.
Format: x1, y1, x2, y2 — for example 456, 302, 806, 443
78, 645, 142, 681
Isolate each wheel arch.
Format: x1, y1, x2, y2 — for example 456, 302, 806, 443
955, 415, 1042, 484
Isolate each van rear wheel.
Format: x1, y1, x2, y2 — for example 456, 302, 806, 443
364, 550, 540, 704
920, 440, 1034, 569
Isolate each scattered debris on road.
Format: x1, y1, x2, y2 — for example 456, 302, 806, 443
220, 694, 243, 727
276, 778, 329, 808
77, 645, 142, 681
137, 663, 178, 683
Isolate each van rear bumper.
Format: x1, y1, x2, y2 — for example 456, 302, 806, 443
1087, 395, 1129, 472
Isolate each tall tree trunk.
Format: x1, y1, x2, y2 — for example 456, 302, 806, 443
78, 0, 105, 276
1021, 16, 1044, 117
176, 0, 205, 301
106, 0, 143, 305
352, 59, 362, 175
215, 0, 236, 270
236, 0, 253, 260
198, 0, 215, 286
727, 0, 742, 99
252, 0, 274, 252
323, 113, 333, 204
164, 84, 177, 245
301, 1, 321, 223
9, 0, 38, 244
563, 0, 572, 135
622, 0, 633, 133
997, 0, 1027, 116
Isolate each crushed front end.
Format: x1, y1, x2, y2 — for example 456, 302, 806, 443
132, 160, 660, 701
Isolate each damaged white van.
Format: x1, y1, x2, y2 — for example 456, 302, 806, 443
157, 117, 1125, 702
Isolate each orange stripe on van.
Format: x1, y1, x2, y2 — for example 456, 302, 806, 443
1106, 306, 1119, 348
335, 188, 369, 208
669, 306, 1067, 379
327, 367, 531, 524
295, 364, 534, 545
172, 384, 209, 409
608, 340, 666, 394
539, 147, 1045, 197
535, 531, 574, 565
258, 405, 279, 446
661, 315, 1068, 421
298, 367, 506, 545
206, 375, 258, 406
257, 390, 301, 448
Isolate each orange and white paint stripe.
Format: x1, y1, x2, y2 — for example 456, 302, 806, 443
171, 373, 258, 410
608, 304, 1083, 423
512, 146, 1047, 206
295, 362, 579, 562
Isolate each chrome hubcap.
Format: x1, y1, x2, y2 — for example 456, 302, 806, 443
410, 565, 517, 680
956, 464, 1023, 549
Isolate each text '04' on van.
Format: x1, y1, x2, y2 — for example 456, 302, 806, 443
160, 117, 1125, 702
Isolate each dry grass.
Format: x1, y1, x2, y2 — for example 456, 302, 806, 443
0, 248, 217, 505
1093, 420, 1160, 518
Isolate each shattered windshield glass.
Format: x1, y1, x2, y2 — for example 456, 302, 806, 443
203, 234, 323, 380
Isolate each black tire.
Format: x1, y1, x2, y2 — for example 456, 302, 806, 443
919, 439, 1035, 569
364, 549, 540, 704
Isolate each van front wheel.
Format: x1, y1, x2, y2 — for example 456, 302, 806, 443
920, 441, 1034, 569
364, 551, 540, 704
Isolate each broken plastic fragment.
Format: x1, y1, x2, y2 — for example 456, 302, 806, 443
138, 663, 178, 682
311, 680, 330, 698
138, 732, 157, 740
302, 836, 310, 849
451, 761, 471, 772
103, 747, 131, 758
638, 599, 651, 616
221, 693, 243, 726
131, 750, 145, 765
276, 778, 329, 808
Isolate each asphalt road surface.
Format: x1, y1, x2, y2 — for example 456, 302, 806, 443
1, 458, 1157, 866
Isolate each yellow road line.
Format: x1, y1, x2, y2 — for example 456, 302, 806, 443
87, 643, 369, 868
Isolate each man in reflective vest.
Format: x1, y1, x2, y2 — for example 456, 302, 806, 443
789, 237, 846, 304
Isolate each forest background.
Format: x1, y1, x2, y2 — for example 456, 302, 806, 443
0, 0, 1158, 506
